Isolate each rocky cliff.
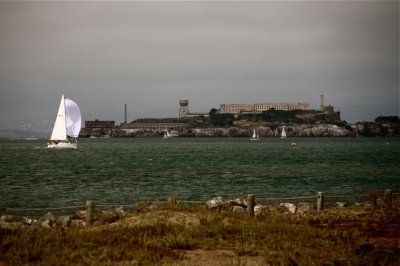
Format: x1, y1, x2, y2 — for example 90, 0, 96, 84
92, 123, 354, 138
80, 116, 400, 138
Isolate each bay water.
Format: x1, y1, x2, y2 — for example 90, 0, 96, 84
1, 138, 399, 214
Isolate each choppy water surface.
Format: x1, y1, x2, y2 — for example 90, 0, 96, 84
1, 138, 399, 210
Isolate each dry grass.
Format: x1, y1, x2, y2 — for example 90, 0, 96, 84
1, 198, 399, 266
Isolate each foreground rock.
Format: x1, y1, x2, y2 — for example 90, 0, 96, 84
0, 198, 377, 230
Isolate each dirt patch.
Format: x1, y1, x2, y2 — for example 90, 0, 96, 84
222, 216, 248, 226
175, 249, 265, 266
167, 212, 201, 227
116, 210, 201, 228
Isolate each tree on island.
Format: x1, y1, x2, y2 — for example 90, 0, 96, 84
209, 108, 234, 127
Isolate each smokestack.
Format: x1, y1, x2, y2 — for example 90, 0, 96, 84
124, 103, 127, 123
320, 93, 324, 111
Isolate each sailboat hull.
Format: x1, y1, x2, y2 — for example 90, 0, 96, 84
47, 142, 77, 149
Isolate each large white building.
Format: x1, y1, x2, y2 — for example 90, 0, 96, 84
218, 103, 309, 114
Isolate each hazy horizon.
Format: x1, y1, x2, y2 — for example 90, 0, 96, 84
0, 1, 398, 132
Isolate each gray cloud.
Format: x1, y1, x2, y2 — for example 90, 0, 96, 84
0, 1, 398, 125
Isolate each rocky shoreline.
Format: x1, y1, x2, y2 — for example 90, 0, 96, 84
81, 121, 400, 138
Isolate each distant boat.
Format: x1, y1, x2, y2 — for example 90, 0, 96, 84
250, 128, 259, 141
163, 128, 173, 139
47, 94, 81, 148
24, 137, 38, 140
281, 126, 287, 139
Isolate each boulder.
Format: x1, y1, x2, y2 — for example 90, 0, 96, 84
99, 211, 119, 223
296, 202, 314, 215
0, 215, 16, 223
22, 217, 37, 226
224, 197, 247, 210
70, 219, 86, 228
279, 203, 297, 214
115, 206, 126, 218
233, 197, 247, 207
41, 220, 52, 228
232, 206, 245, 213
74, 210, 87, 220
39, 212, 56, 228
336, 202, 349, 208
206, 196, 224, 209
0, 221, 24, 229
56, 216, 71, 228
254, 205, 267, 217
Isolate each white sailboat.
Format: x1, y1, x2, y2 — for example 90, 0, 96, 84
280, 126, 287, 139
163, 128, 173, 139
250, 128, 259, 141
47, 94, 81, 148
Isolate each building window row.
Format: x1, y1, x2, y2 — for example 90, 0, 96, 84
219, 103, 309, 114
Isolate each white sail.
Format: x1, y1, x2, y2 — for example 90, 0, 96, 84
163, 128, 173, 139
65, 98, 81, 138
252, 129, 257, 139
50, 94, 67, 141
250, 128, 259, 141
281, 126, 287, 138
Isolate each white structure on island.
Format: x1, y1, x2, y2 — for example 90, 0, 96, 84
218, 102, 309, 114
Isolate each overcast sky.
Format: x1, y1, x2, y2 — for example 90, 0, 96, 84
0, 1, 398, 125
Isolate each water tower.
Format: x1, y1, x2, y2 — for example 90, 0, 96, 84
179, 98, 189, 118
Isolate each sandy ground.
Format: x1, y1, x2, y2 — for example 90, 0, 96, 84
175, 249, 265, 266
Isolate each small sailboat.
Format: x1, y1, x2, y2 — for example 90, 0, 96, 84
274, 128, 279, 137
163, 128, 173, 139
280, 126, 287, 139
250, 128, 259, 141
47, 94, 81, 148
